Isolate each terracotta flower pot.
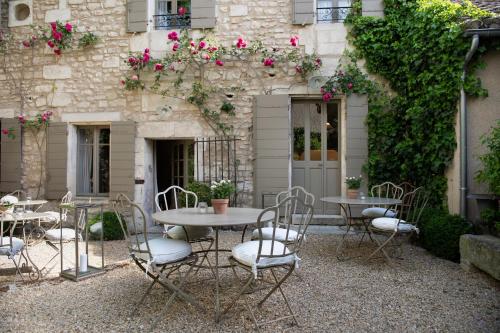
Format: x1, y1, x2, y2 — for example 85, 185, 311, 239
211, 198, 229, 214
346, 189, 359, 199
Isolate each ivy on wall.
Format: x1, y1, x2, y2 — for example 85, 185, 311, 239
346, 0, 493, 207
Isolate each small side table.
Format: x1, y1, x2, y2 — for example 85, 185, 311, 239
59, 202, 105, 281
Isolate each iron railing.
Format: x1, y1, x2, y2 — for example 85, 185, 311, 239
194, 137, 240, 206
316, 6, 352, 23
153, 14, 191, 29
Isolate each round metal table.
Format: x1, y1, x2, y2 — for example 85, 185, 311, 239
320, 196, 402, 260
152, 207, 268, 321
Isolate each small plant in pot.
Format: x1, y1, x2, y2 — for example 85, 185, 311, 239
345, 176, 362, 199
210, 179, 235, 214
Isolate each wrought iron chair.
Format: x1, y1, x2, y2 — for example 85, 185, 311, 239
249, 186, 315, 243
362, 182, 404, 219
222, 195, 314, 329
368, 187, 429, 264
112, 193, 201, 324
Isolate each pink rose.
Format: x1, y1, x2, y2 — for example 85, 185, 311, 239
50, 22, 57, 31
167, 31, 178, 41
54, 49, 62, 55
236, 37, 247, 49
18, 115, 25, 123
65, 23, 72, 32
169, 64, 175, 71
53, 31, 63, 41
47, 40, 55, 48
190, 40, 195, 47
128, 57, 138, 65
208, 46, 218, 53
347, 83, 353, 89
120, 79, 126, 85
290, 36, 299, 47
263, 58, 274, 67
215, 59, 224, 66
320, 87, 326, 94
198, 41, 206, 49
142, 52, 150, 63
2, 129, 9, 135
42, 115, 48, 122
22, 40, 31, 48
295, 65, 302, 73
144, 48, 150, 54
131, 75, 139, 81
178, 7, 186, 16
172, 43, 179, 52
154, 63, 164, 71
322, 92, 332, 102
315, 58, 322, 67
202, 54, 210, 60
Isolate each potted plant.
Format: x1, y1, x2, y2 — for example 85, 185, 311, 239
210, 179, 235, 214
345, 176, 362, 199
0, 200, 13, 213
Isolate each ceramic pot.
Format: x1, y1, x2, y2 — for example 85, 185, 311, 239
211, 198, 229, 214
347, 189, 359, 199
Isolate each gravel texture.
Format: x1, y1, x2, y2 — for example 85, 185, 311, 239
1, 232, 499, 332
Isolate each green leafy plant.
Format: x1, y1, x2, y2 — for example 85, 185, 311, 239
88, 211, 126, 241
418, 208, 472, 262
210, 179, 235, 199
480, 208, 500, 237
35, 20, 75, 56
475, 121, 500, 195
78, 32, 99, 49
220, 101, 235, 115
345, 176, 362, 189
180, 181, 212, 207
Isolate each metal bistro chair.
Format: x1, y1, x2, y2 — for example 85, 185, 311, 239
362, 182, 404, 219
222, 195, 314, 329
155, 185, 214, 268
368, 187, 429, 265
249, 186, 315, 244
113, 193, 202, 324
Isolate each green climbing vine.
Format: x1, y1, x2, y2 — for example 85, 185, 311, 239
343, 0, 495, 207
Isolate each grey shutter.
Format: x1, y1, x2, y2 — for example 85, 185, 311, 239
110, 121, 135, 200
253, 95, 290, 208
0, 118, 22, 193
127, 0, 148, 33
46, 123, 68, 200
362, 0, 384, 17
293, 0, 314, 25
191, 0, 216, 29
346, 94, 368, 215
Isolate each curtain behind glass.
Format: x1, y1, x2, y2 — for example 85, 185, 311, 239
77, 128, 93, 194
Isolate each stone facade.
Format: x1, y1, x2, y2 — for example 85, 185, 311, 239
0, 0, 349, 216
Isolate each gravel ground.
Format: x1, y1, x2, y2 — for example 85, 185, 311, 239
0, 232, 499, 332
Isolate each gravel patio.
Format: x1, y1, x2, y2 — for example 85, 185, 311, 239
1, 231, 499, 332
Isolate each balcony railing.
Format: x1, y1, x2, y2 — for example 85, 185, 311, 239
316, 7, 352, 23
153, 13, 191, 29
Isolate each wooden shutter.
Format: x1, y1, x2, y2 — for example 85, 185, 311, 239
110, 121, 135, 200
127, 0, 148, 33
46, 122, 68, 200
0, 118, 22, 193
293, 0, 314, 25
253, 95, 290, 208
191, 0, 216, 29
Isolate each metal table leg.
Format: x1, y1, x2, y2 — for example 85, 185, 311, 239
215, 226, 220, 322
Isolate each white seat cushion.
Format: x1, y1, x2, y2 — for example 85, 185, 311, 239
0, 237, 24, 258
45, 228, 79, 241
232, 240, 296, 270
251, 227, 301, 242
135, 238, 192, 265
362, 207, 397, 218
42, 211, 63, 222
371, 217, 416, 233
166, 226, 213, 241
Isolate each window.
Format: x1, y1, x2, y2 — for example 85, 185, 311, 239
317, 0, 352, 23
154, 0, 191, 29
76, 126, 110, 196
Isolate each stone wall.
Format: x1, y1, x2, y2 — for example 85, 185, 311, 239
0, 0, 349, 208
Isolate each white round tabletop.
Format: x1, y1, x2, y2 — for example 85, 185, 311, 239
320, 196, 401, 206
14, 200, 48, 206
0, 212, 52, 222
152, 207, 270, 227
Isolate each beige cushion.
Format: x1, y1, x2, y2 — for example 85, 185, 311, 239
362, 207, 397, 218
45, 228, 79, 241
232, 240, 296, 269
251, 227, 301, 242
0, 237, 24, 258
166, 226, 213, 241
135, 238, 192, 265
371, 217, 416, 233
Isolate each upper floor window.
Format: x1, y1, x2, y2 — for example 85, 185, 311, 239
154, 0, 191, 30
317, 0, 352, 23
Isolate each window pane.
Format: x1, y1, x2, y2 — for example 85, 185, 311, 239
100, 128, 110, 144
77, 129, 94, 194
327, 103, 339, 161
310, 104, 322, 161
292, 106, 306, 161
99, 144, 110, 193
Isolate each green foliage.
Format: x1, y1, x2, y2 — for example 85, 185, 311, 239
419, 208, 473, 262
180, 181, 212, 207
78, 32, 99, 49
210, 180, 236, 199
475, 121, 500, 195
88, 211, 125, 241
345, 176, 363, 189
220, 101, 235, 115
347, 0, 491, 207
480, 208, 500, 236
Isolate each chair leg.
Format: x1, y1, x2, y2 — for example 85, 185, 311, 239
257, 265, 294, 308
268, 268, 299, 326
368, 232, 396, 265
221, 274, 255, 317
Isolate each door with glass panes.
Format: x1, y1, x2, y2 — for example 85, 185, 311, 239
292, 101, 340, 214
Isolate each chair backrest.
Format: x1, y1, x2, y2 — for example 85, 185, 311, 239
155, 185, 198, 212
112, 193, 153, 262
8, 190, 27, 201
276, 186, 315, 207
59, 191, 73, 222
398, 187, 429, 226
369, 182, 403, 209
254, 195, 314, 263
398, 182, 416, 196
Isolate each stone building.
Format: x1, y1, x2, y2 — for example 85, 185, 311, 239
0, 0, 383, 222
